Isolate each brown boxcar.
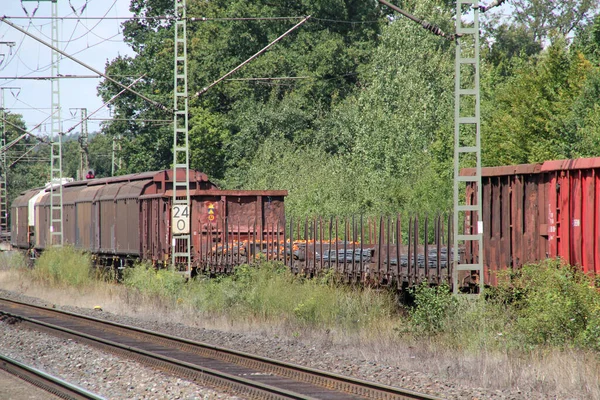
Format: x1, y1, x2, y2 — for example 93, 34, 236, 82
462, 156, 600, 285
10, 188, 41, 249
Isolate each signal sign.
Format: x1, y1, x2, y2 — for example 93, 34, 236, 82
172, 205, 190, 234
207, 203, 215, 221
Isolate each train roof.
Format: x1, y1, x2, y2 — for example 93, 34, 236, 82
461, 156, 600, 177
11, 188, 42, 207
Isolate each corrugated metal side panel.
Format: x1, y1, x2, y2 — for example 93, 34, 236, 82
537, 174, 549, 261
224, 196, 253, 230
11, 205, 29, 248
115, 199, 140, 255
582, 170, 595, 272
558, 172, 571, 263
571, 171, 583, 267
160, 197, 169, 261
511, 174, 524, 268
36, 202, 49, 249
546, 172, 558, 258
75, 202, 93, 250
262, 196, 285, 228
63, 204, 76, 246
595, 174, 600, 275
499, 176, 511, 273
485, 177, 498, 285
523, 175, 539, 265
99, 200, 116, 254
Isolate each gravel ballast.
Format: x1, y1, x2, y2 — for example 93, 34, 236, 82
0, 288, 578, 399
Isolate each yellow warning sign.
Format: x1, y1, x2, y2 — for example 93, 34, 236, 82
207, 203, 215, 221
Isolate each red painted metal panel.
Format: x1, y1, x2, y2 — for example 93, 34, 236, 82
571, 171, 583, 267
512, 175, 524, 268
582, 170, 595, 273
484, 178, 495, 285
595, 173, 600, 275
538, 175, 549, 260
523, 177, 537, 265
499, 176, 511, 273
547, 173, 558, 258
558, 173, 571, 263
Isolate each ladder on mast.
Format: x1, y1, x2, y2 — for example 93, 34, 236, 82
48, 0, 63, 246
453, 0, 484, 293
172, 0, 191, 276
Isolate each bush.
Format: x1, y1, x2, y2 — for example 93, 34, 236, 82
122, 262, 186, 299
497, 259, 600, 349
409, 283, 457, 334
34, 246, 92, 287
406, 260, 600, 352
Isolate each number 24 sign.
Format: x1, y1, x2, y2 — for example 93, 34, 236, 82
172, 205, 190, 234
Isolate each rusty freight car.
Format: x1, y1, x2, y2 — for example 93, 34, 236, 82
11, 170, 286, 271
461, 156, 600, 285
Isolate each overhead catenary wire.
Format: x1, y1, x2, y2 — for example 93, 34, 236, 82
0, 74, 101, 79
0, 30, 123, 87
3, 15, 382, 24
376, 0, 458, 40
63, 74, 147, 135
197, 15, 311, 96
0, 17, 169, 113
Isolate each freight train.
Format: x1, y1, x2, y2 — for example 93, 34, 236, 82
10, 169, 287, 273
16, 155, 599, 289
9, 168, 453, 288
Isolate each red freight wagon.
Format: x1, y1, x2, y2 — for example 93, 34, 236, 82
11, 170, 287, 270
462, 157, 600, 285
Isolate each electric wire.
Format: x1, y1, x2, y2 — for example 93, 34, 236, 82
0, 30, 123, 87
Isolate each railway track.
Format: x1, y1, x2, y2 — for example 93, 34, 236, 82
0, 352, 104, 400
0, 297, 442, 400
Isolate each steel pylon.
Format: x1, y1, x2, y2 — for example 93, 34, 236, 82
453, 0, 484, 294
172, 0, 191, 276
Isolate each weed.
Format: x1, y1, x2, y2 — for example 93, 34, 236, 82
34, 246, 92, 287
0, 251, 28, 271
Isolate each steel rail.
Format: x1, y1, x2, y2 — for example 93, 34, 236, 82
0, 352, 105, 400
0, 297, 441, 400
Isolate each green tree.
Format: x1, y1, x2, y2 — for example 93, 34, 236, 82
482, 40, 596, 165
238, 0, 456, 215
99, 0, 383, 179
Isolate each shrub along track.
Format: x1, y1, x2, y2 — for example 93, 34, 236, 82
0, 351, 104, 400
0, 297, 441, 400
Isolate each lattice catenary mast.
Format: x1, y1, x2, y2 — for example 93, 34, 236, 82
172, 0, 192, 276
453, 0, 483, 294
22, 0, 63, 246
0, 87, 19, 242
376, 0, 508, 294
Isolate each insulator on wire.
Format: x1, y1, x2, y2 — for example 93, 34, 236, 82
478, 0, 508, 13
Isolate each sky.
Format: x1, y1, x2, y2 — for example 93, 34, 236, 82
0, 0, 136, 136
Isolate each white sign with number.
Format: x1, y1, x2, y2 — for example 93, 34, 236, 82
172, 205, 190, 234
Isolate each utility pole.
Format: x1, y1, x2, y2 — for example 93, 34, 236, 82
453, 0, 483, 294
71, 108, 89, 180
0, 87, 19, 242
171, 0, 191, 276
23, 0, 63, 246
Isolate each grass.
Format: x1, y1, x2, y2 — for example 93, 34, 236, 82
0, 250, 598, 398
33, 246, 94, 287
123, 262, 397, 330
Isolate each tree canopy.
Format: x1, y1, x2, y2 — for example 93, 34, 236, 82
12, 0, 588, 217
